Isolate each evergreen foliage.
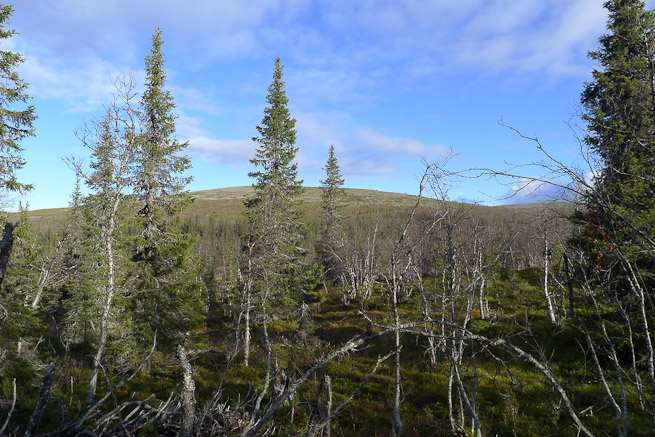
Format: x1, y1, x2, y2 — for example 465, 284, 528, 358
576, 0, 655, 414
0, 205, 40, 351
6, 3, 655, 434
580, 0, 655, 266
60, 178, 100, 352
136, 27, 192, 244
0, 4, 35, 203
320, 145, 345, 232
131, 28, 203, 350
69, 85, 142, 405
245, 58, 314, 298
319, 145, 345, 282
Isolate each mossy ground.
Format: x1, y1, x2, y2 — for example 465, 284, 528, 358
2, 268, 652, 435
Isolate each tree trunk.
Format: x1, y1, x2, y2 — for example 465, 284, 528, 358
322, 375, 332, 437
0, 222, 15, 288
31, 237, 66, 309
543, 237, 557, 325
244, 286, 251, 367
390, 262, 404, 437
562, 253, 575, 319
177, 343, 196, 437
87, 213, 117, 406
25, 359, 57, 437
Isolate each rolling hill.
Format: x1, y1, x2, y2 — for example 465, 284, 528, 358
7, 186, 564, 232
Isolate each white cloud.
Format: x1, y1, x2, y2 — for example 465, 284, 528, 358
9, 0, 611, 117
187, 137, 255, 164
19, 49, 137, 112
295, 112, 448, 177
506, 177, 566, 204
451, 0, 606, 78
310, 0, 607, 82
176, 113, 211, 139
170, 86, 222, 116
183, 111, 447, 177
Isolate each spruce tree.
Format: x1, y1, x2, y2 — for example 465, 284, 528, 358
242, 58, 313, 364
319, 145, 345, 282
577, 0, 655, 401
0, 204, 40, 352
136, 27, 192, 251
74, 98, 140, 405
580, 0, 655, 253
245, 57, 311, 292
321, 145, 345, 227
0, 4, 35, 204
60, 176, 100, 351
0, 3, 35, 294
132, 28, 202, 351
578, 0, 655, 287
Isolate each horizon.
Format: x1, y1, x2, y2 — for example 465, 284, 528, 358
8, 184, 563, 214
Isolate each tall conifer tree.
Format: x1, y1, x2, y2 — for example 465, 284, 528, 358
0, 4, 35, 204
581, 0, 655, 248
578, 0, 655, 282
578, 0, 655, 402
77, 96, 140, 406
245, 57, 310, 290
319, 145, 345, 282
241, 58, 313, 365
136, 27, 192, 249
132, 28, 202, 350
0, 4, 35, 294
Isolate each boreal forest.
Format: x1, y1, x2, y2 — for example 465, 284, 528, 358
1, 1, 655, 436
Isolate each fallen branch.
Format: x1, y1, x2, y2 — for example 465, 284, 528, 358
25, 359, 57, 437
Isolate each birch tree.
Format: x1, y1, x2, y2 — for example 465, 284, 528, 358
70, 76, 140, 406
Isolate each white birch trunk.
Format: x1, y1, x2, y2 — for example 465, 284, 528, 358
543, 238, 557, 325
87, 198, 120, 406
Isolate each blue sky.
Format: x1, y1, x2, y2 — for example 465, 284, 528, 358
2, 0, 635, 210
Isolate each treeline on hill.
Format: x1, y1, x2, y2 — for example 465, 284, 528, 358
1, 1, 655, 436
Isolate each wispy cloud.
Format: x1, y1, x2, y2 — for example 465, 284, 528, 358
18, 46, 138, 112
453, 0, 605, 78
187, 137, 255, 164
170, 86, 223, 116
183, 110, 447, 178
505, 177, 567, 204
296, 112, 448, 177
308, 0, 606, 82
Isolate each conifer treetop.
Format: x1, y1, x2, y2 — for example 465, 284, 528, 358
136, 27, 191, 217
249, 57, 302, 195
321, 145, 345, 219
0, 4, 36, 202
